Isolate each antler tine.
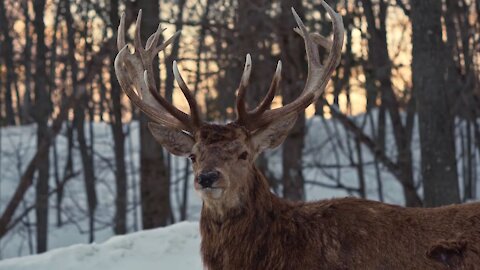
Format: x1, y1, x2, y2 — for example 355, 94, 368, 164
242, 1, 344, 130
236, 59, 282, 129
115, 47, 188, 131
292, 8, 322, 80
133, 10, 144, 53
173, 61, 202, 128
293, 28, 333, 55
235, 58, 282, 128
154, 31, 181, 55
249, 60, 282, 117
299, 30, 340, 68
146, 24, 165, 51
114, 10, 203, 134
319, 0, 344, 75
235, 54, 252, 125
143, 70, 192, 127
117, 13, 126, 51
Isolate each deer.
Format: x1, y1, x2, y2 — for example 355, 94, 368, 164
114, 1, 480, 269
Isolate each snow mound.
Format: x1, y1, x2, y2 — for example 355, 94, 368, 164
0, 222, 202, 270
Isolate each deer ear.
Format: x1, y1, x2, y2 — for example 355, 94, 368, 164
251, 113, 298, 153
148, 122, 195, 156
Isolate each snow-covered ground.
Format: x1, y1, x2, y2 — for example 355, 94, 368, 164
0, 222, 202, 270
0, 111, 478, 267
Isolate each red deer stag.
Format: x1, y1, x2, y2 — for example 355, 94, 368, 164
115, 2, 480, 269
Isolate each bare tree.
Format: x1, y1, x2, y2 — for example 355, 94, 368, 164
109, 0, 128, 235
32, 0, 52, 253
277, 1, 307, 200
0, 0, 17, 125
21, 0, 33, 124
359, 0, 421, 206
444, 0, 480, 201
137, 0, 172, 228
63, 0, 98, 242
411, 0, 460, 206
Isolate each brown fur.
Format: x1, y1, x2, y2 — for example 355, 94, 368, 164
149, 122, 480, 269
185, 125, 480, 270
198, 123, 247, 145
200, 167, 480, 270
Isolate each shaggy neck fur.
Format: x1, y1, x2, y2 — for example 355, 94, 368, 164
201, 166, 274, 222
199, 166, 317, 270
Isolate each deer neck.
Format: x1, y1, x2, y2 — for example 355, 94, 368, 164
199, 166, 287, 268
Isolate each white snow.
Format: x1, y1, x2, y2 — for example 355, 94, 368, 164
0, 222, 202, 270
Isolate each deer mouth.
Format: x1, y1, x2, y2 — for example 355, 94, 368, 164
194, 181, 224, 199
201, 187, 222, 192
194, 181, 223, 191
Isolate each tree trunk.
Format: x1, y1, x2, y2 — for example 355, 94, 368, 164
235, 0, 277, 187
164, 0, 186, 102
32, 0, 51, 254
278, 1, 306, 200
0, 0, 17, 125
0, 65, 3, 125
22, 0, 33, 124
63, 0, 97, 242
109, 0, 128, 234
411, 0, 460, 206
137, 0, 172, 228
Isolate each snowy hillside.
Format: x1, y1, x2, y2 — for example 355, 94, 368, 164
0, 222, 202, 270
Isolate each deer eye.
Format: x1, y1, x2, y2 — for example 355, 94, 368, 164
189, 154, 196, 163
238, 151, 248, 160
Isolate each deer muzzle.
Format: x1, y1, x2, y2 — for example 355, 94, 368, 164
197, 170, 220, 189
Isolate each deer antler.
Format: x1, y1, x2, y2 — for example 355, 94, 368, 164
115, 1, 342, 134
235, 1, 344, 131
114, 10, 202, 134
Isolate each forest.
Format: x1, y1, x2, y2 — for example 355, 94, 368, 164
0, 0, 479, 259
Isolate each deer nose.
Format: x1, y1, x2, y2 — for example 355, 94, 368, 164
197, 170, 220, 188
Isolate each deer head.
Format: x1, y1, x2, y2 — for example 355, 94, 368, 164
114, 1, 344, 213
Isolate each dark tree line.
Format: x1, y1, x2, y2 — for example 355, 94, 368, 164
0, 0, 479, 256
